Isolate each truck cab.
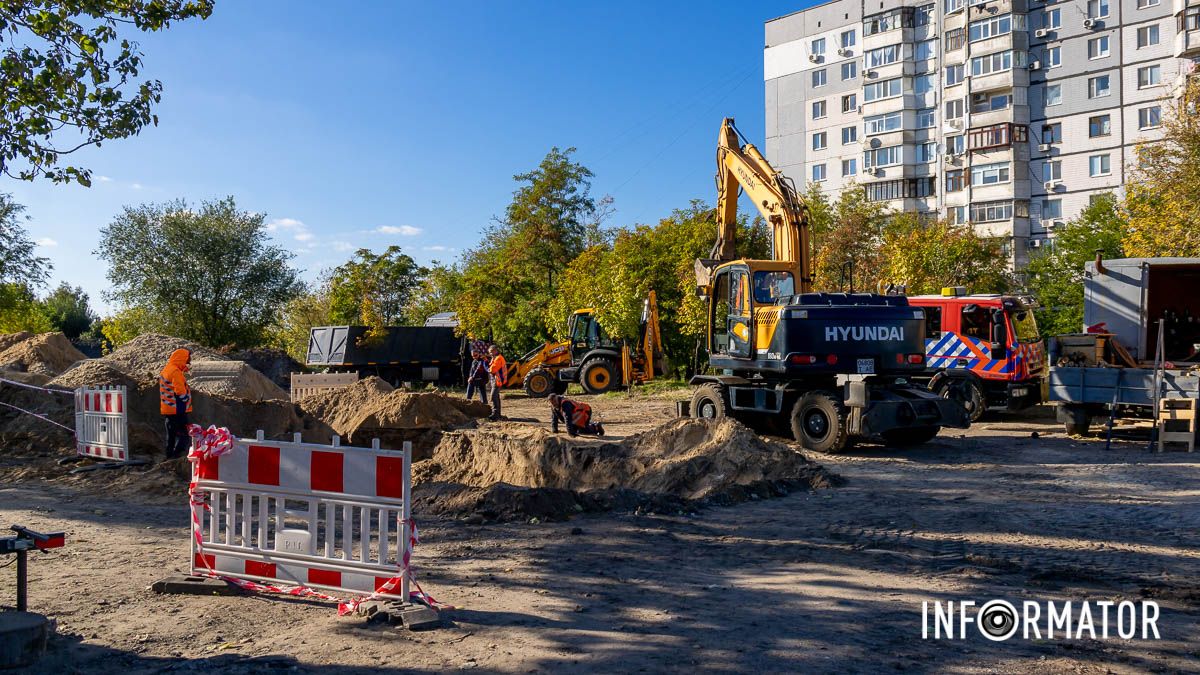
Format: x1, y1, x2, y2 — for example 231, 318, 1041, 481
907, 289, 1046, 421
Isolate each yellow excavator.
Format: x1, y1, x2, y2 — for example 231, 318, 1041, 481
504, 292, 665, 397
688, 118, 968, 451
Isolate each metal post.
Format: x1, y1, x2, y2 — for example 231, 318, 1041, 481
401, 440, 412, 602
16, 549, 27, 612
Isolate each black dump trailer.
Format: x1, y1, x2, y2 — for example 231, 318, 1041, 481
306, 325, 466, 386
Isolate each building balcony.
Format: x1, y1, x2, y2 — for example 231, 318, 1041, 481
862, 176, 936, 203
1175, 0, 1200, 16
970, 104, 1030, 128
1176, 29, 1200, 58
967, 0, 1028, 21
967, 123, 1029, 153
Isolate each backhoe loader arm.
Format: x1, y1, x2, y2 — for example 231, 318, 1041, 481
699, 117, 812, 292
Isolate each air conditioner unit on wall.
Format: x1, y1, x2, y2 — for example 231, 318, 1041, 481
837, 47, 849, 56
1034, 28, 1049, 38
809, 53, 821, 63
1038, 143, 1052, 152
1029, 239, 1043, 248
1029, 61, 1041, 71
865, 70, 878, 79
1083, 18, 1096, 29
1044, 180, 1062, 190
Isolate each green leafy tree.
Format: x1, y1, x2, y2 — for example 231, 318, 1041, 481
0, 193, 52, 331
39, 282, 95, 338
1026, 194, 1127, 336
0, 0, 214, 184
404, 262, 464, 327
808, 184, 891, 292
96, 197, 301, 348
0, 283, 51, 332
879, 213, 1013, 296
550, 201, 770, 375
328, 246, 426, 328
454, 147, 605, 352
268, 284, 334, 364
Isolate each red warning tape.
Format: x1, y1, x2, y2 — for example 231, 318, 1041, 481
185, 427, 451, 615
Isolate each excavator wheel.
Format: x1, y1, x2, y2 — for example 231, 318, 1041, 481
690, 384, 727, 420
790, 391, 849, 453
523, 368, 555, 398
580, 358, 618, 394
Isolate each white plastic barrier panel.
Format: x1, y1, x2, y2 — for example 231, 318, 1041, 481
74, 386, 129, 462
190, 433, 412, 600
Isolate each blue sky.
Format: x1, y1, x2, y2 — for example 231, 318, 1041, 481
6, 0, 810, 313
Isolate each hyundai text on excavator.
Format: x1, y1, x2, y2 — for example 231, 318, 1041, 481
504, 292, 666, 397
688, 118, 969, 451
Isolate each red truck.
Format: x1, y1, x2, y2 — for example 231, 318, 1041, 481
906, 290, 1047, 421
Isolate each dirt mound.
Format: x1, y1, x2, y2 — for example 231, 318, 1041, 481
297, 377, 488, 451
413, 418, 840, 521
188, 360, 288, 401
49, 360, 139, 390
228, 348, 305, 390
0, 332, 88, 376
0, 331, 33, 352
97, 333, 226, 382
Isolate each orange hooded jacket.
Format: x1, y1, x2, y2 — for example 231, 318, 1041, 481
159, 348, 193, 415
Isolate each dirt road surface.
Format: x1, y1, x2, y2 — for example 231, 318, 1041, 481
2, 390, 1198, 673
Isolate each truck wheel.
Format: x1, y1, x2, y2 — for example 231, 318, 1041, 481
881, 426, 940, 447
790, 391, 849, 453
936, 378, 987, 423
523, 368, 554, 398
690, 384, 727, 420
580, 358, 618, 394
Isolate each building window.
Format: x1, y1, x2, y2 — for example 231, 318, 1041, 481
1088, 114, 1111, 137
946, 170, 967, 193
1137, 25, 1160, 48
1043, 160, 1062, 182
812, 164, 827, 182
842, 126, 858, 144
864, 8, 912, 36
915, 74, 934, 94
864, 77, 902, 102
917, 108, 936, 128
1045, 84, 1063, 106
969, 123, 1027, 150
915, 39, 937, 61
1087, 0, 1109, 19
864, 145, 903, 168
1138, 65, 1161, 88
1043, 199, 1063, 219
1044, 8, 1061, 30
1088, 36, 1110, 59
1089, 154, 1111, 176
971, 91, 1011, 113
812, 69, 827, 88
915, 4, 934, 26
1139, 105, 1162, 129
948, 205, 967, 224
1047, 46, 1061, 68
1188, 7, 1200, 30
813, 132, 827, 151
945, 97, 965, 120
812, 100, 826, 119
863, 177, 935, 202
842, 62, 858, 81
865, 111, 903, 135
945, 63, 965, 85
917, 142, 938, 163
971, 161, 1012, 186
947, 134, 965, 154
1042, 123, 1062, 144
946, 27, 965, 52
842, 158, 857, 177
946, 0, 965, 14
1088, 75, 1111, 98
1137, 0, 1159, 8
841, 94, 857, 113
865, 44, 900, 68
811, 37, 826, 57
971, 200, 1014, 223
971, 50, 1023, 76
969, 14, 1020, 42
841, 30, 856, 49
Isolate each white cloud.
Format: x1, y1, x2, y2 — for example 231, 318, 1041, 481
332, 241, 356, 252
35, 237, 58, 247
376, 225, 422, 236
130, 182, 144, 190
421, 245, 455, 252
96, 175, 113, 183
294, 232, 315, 242
266, 217, 305, 231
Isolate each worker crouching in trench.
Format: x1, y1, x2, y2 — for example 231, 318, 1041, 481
548, 394, 605, 437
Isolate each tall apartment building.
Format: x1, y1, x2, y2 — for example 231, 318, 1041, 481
765, 0, 1200, 268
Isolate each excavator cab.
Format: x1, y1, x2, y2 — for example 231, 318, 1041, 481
567, 309, 617, 355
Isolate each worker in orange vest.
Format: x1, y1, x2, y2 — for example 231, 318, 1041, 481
548, 394, 605, 437
159, 348, 194, 458
487, 344, 507, 421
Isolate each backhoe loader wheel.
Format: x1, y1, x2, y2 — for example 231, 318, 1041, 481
790, 391, 849, 453
690, 384, 727, 420
523, 368, 555, 398
580, 358, 618, 394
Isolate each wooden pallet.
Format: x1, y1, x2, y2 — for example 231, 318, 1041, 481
1158, 398, 1197, 453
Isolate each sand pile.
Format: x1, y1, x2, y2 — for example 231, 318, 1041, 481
188, 360, 288, 401
0, 331, 33, 352
0, 332, 88, 376
297, 377, 489, 451
228, 348, 305, 390
96, 333, 226, 381
412, 418, 840, 522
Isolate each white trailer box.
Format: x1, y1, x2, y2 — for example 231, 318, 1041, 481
1083, 257, 1200, 362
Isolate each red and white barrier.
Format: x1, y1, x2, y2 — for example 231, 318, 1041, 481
189, 432, 414, 606
74, 386, 129, 462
